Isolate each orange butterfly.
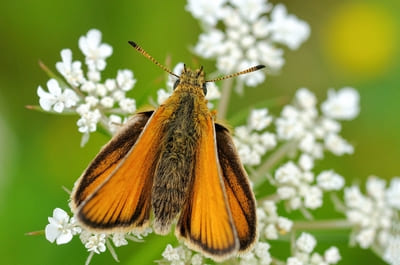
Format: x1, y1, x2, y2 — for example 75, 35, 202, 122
71, 41, 263, 261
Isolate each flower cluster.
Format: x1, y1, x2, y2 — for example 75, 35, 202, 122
344, 176, 400, 253
287, 233, 341, 265
257, 200, 293, 241
233, 108, 276, 166
238, 241, 272, 265
274, 161, 345, 211
45, 208, 152, 264
187, 0, 310, 88
158, 244, 204, 265
37, 29, 137, 146
276, 87, 358, 160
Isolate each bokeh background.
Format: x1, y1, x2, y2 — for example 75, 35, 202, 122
0, 0, 399, 264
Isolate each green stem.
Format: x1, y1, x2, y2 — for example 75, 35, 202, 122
217, 78, 234, 120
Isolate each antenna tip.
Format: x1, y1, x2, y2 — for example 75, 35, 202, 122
128, 41, 137, 47
256, 65, 266, 70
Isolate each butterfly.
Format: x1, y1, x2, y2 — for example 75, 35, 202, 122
70, 41, 263, 261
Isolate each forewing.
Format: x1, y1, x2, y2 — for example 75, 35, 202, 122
72, 111, 154, 207
71, 109, 167, 231
215, 123, 257, 252
176, 116, 239, 261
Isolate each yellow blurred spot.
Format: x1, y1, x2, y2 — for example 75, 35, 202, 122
322, 3, 397, 78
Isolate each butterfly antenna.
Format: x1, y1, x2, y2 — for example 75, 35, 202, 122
128, 41, 179, 78
206, 65, 265, 83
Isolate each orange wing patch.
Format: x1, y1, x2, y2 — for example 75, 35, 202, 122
176, 116, 239, 260
215, 123, 257, 252
72, 111, 153, 207
71, 109, 167, 232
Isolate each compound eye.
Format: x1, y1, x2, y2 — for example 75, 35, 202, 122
202, 83, 207, 95
173, 79, 180, 90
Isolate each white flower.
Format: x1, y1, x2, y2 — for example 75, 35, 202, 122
119, 98, 136, 113
384, 234, 400, 265
256, 41, 285, 70
108, 114, 123, 134
324, 247, 341, 264
157, 88, 172, 105
103, 79, 115, 92
186, 0, 227, 26
131, 227, 153, 240
264, 224, 278, 239
56, 49, 84, 86
100, 96, 114, 108
116, 69, 136, 91
277, 217, 293, 233
356, 228, 376, 248
204, 82, 221, 101
299, 153, 314, 171
276, 106, 304, 140
317, 170, 345, 191
296, 232, 317, 253
76, 106, 101, 133
191, 254, 203, 265
231, 0, 272, 22
37, 79, 79, 112
81, 80, 96, 93
85, 95, 99, 107
321, 87, 360, 120
248, 108, 273, 131
79, 230, 92, 244
386, 177, 400, 210
268, 4, 311, 50
112, 233, 128, 247
324, 133, 354, 155
345, 177, 395, 250
254, 242, 272, 264
194, 30, 226, 58
88, 70, 101, 82
79, 29, 112, 71
85, 234, 106, 254
45, 208, 80, 245
190, 0, 309, 87
303, 186, 323, 209
275, 162, 301, 186
161, 244, 188, 262
277, 186, 297, 199
234, 111, 276, 166
318, 118, 341, 136
239, 241, 272, 265
366, 176, 386, 200
296, 88, 316, 110
287, 257, 303, 265
258, 201, 293, 241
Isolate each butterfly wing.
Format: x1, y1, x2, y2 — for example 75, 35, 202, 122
215, 123, 257, 252
176, 116, 239, 261
71, 109, 167, 232
72, 111, 153, 207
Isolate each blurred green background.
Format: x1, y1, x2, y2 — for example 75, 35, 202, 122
0, 0, 399, 264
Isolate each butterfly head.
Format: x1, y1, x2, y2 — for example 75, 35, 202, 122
174, 64, 207, 96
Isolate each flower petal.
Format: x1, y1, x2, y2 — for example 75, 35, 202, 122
45, 223, 60, 243
47, 79, 61, 96
56, 231, 73, 245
